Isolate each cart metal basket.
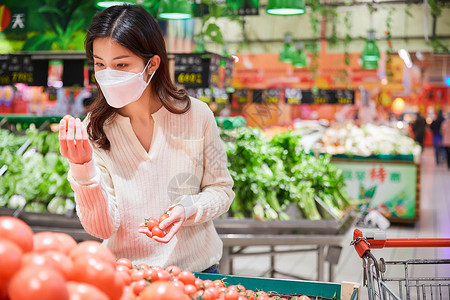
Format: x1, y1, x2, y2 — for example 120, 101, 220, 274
352, 229, 450, 300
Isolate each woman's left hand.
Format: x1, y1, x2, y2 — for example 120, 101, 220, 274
139, 205, 185, 243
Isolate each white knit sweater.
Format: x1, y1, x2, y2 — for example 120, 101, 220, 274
68, 98, 235, 272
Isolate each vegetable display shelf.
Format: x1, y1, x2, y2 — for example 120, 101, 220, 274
194, 273, 359, 300
0, 205, 356, 283
0, 115, 64, 128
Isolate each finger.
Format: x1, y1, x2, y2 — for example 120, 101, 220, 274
139, 230, 152, 238
153, 222, 181, 243
158, 217, 174, 230
67, 118, 76, 151
59, 120, 68, 157
139, 223, 147, 227
75, 118, 83, 142
82, 123, 90, 150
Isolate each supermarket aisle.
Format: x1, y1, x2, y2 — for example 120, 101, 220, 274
228, 147, 450, 299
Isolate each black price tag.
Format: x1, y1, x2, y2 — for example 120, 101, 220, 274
236, 89, 249, 104
9, 54, 34, 84
0, 57, 10, 85
62, 59, 85, 87
174, 53, 208, 89
264, 89, 280, 104
335, 89, 355, 105
252, 89, 263, 103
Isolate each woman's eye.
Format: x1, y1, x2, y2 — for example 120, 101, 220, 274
117, 63, 127, 68
95, 62, 104, 67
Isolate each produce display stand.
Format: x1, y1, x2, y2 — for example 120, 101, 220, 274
0, 205, 356, 283
331, 156, 420, 224
214, 212, 357, 282
195, 273, 360, 300
0, 115, 63, 128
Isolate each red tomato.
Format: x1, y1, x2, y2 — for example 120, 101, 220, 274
44, 251, 74, 279
225, 288, 240, 300
243, 290, 256, 300
184, 284, 197, 296
69, 241, 116, 267
165, 265, 181, 276
146, 218, 159, 231
0, 239, 22, 280
151, 266, 163, 271
195, 277, 204, 290
0, 279, 9, 300
33, 232, 64, 253
156, 269, 171, 281
140, 281, 189, 300
177, 270, 196, 285
203, 279, 214, 289
53, 233, 77, 254
130, 279, 147, 295
159, 213, 169, 223
236, 284, 246, 292
214, 279, 225, 288
130, 269, 145, 282
144, 268, 159, 282
206, 286, 220, 298
116, 264, 131, 274
62, 115, 72, 131
298, 296, 311, 300
66, 281, 108, 300
119, 286, 135, 300
171, 279, 185, 289
117, 270, 132, 286
151, 226, 165, 238
8, 266, 69, 300
255, 292, 270, 300
0, 216, 33, 253
22, 252, 58, 270
116, 258, 133, 269
71, 256, 123, 300
137, 263, 150, 270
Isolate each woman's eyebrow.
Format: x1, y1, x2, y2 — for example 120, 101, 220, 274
93, 55, 131, 60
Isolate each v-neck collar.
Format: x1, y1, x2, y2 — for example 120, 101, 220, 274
115, 105, 168, 160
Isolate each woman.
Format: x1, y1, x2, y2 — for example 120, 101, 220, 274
59, 4, 234, 273
430, 110, 445, 164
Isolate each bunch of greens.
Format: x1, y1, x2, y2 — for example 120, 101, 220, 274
221, 127, 352, 221
0, 128, 74, 214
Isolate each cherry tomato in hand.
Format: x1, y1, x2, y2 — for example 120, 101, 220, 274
146, 218, 159, 231
151, 226, 165, 238
159, 213, 169, 223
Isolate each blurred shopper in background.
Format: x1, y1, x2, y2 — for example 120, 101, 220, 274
412, 112, 427, 150
441, 113, 450, 170
430, 110, 445, 165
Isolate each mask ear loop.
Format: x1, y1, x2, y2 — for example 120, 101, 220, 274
141, 58, 156, 85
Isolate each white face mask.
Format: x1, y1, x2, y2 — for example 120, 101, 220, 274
95, 60, 156, 108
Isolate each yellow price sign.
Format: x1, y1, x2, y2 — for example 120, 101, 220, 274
177, 72, 202, 85
338, 97, 353, 104
266, 97, 279, 104
287, 98, 301, 104
12, 71, 33, 83
313, 97, 327, 104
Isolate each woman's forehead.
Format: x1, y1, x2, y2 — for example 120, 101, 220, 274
93, 37, 138, 59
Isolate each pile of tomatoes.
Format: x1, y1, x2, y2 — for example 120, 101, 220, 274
0, 216, 311, 300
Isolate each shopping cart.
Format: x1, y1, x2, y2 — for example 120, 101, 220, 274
351, 229, 450, 300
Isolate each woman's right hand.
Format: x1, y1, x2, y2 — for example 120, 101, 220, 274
59, 117, 93, 164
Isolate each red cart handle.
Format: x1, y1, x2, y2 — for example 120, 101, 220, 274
352, 229, 450, 258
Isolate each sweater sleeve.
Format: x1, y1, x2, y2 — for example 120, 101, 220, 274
67, 147, 120, 239
179, 110, 235, 226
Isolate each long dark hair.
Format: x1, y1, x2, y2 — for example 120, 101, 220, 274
85, 5, 190, 150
